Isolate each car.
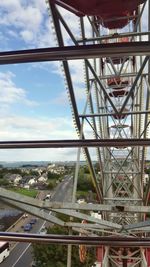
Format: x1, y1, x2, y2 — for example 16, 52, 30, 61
30, 218, 37, 224
77, 199, 86, 204
43, 194, 51, 201
23, 223, 32, 231
22, 213, 28, 219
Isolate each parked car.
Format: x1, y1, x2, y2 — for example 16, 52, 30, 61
22, 213, 28, 219
43, 194, 51, 201
23, 223, 32, 231
30, 218, 37, 224
77, 198, 86, 204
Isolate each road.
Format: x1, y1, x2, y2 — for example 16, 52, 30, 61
1, 175, 73, 267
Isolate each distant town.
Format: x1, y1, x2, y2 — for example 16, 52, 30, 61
0, 160, 149, 196
0, 161, 80, 168
0, 162, 74, 191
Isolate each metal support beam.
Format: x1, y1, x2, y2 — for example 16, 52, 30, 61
0, 232, 150, 246
0, 139, 149, 148
0, 42, 150, 65
53, 208, 121, 229
79, 110, 150, 118
0, 187, 149, 213
90, 73, 148, 80
120, 56, 149, 113
124, 220, 150, 230
66, 222, 112, 230
49, 2, 102, 203
2, 199, 64, 226
77, 31, 150, 43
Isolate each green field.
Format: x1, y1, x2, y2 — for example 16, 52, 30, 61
10, 188, 38, 198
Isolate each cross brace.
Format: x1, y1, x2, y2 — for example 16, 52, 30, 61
0, 42, 150, 65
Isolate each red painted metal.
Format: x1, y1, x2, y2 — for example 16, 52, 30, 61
109, 90, 128, 97
105, 37, 130, 63
110, 124, 129, 128
117, 176, 125, 180
112, 109, 129, 119
79, 220, 87, 263
107, 78, 129, 90
97, 247, 103, 265
52, 0, 146, 28
115, 147, 127, 149
52, 1, 145, 16
146, 249, 150, 267
97, 12, 131, 29
106, 56, 129, 64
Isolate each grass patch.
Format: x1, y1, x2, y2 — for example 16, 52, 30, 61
76, 190, 88, 200
9, 188, 38, 198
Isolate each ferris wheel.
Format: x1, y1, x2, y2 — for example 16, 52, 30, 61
46, 0, 150, 266
0, 0, 149, 266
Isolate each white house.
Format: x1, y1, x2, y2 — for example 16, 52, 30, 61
28, 178, 37, 185
9, 174, 22, 185
144, 174, 149, 185
14, 174, 22, 185
38, 176, 48, 183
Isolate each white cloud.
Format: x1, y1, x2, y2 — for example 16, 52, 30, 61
53, 86, 85, 107
20, 30, 34, 42
0, 71, 80, 162
0, 115, 76, 140
0, 0, 87, 85
53, 90, 68, 105
0, 71, 38, 107
0, 0, 54, 48
74, 87, 86, 102
0, 148, 84, 162
68, 60, 85, 84
0, 114, 81, 161
7, 29, 18, 38
0, 1, 44, 29
0, 0, 20, 9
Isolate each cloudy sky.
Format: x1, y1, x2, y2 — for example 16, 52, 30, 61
0, 1, 149, 162
0, 0, 85, 161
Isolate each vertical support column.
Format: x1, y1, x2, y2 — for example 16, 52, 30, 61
67, 229, 72, 267
97, 247, 103, 267
102, 247, 109, 267
141, 249, 148, 267
146, 249, 150, 267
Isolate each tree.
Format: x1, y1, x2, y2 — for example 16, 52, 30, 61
77, 171, 95, 192
145, 168, 150, 174
0, 178, 9, 186
94, 162, 100, 172
47, 172, 61, 180
83, 166, 90, 174
47, 180, 56, 190
32, 225, 96, 267
29, 170, 39, 176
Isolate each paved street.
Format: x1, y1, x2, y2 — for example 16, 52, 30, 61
0, 176, 73, 267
